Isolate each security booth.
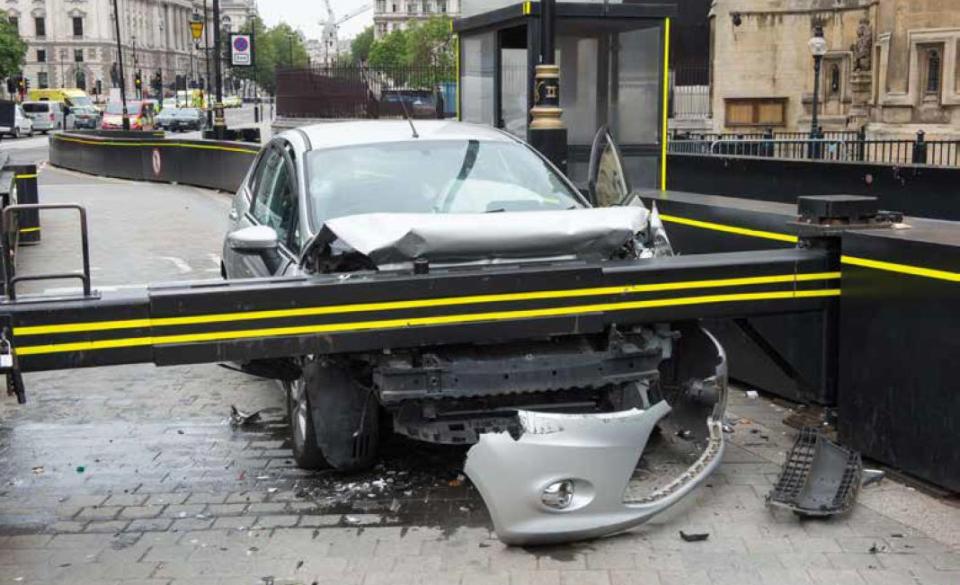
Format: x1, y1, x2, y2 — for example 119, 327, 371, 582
454, 0, 677, 189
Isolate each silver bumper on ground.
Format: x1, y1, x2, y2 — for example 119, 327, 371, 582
464, 327, 727, 546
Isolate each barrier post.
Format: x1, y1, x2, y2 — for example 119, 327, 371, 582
912, 129, 927, 165
12, 165, 39, 244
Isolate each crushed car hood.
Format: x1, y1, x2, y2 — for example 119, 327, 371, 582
310, 207, 654, 267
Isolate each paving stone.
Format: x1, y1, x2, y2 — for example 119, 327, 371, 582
254, 515, 300, 528
462, 571, 512, 585
144, 493, 189, 506
121, 506, 165, 520
807, 569, 866, 585
84, 520, 131, 533
205, 503, 248, 516
77, 506, 124, 521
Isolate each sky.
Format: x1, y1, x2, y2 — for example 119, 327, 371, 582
256, 0, 374, 43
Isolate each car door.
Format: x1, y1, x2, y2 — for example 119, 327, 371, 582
224, 142, 300, 279
587, 126, 631, 208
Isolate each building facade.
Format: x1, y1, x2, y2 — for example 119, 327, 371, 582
4, 0, 254, 98
374, 0, 459, 39
710, 0, 960, 138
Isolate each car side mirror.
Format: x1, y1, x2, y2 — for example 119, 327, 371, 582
227, 225, 279, 255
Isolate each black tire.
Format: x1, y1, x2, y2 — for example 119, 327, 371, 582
12, 127, 20, 139
287, 358, 379, 472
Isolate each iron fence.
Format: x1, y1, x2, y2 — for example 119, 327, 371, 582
669, 129, 960, 168
276, 65, 457, 120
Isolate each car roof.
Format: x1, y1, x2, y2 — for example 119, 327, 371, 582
295, 120, 518, 151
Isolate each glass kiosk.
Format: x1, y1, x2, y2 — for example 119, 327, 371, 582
455, 1, 677, 188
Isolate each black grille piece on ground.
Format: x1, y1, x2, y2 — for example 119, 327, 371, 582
767, 427, 863, 517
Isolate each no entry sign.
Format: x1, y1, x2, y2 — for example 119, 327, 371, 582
231, 33, 253, 67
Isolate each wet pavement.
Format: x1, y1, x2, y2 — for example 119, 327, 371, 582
1, 162, 959, 584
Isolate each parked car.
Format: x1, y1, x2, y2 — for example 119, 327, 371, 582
380, 89, 441, 119
157, 107, 205, 132
21, 101, 65, 134
221, 120, 725, 490
1, 104, 34, 138
69, 105, 101, 129
100, 101, 155, 131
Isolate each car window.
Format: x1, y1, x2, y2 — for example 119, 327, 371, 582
305, 139, 583, 225
22, 103, 48, 113
251, 148, 298, 249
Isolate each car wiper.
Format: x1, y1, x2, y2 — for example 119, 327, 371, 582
438, 140, 481, 213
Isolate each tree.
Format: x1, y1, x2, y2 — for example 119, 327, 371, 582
404, 17, 454, 70
0, 19, 27, 84
351, 26, 375, 65
232, 18, 308, 95
368, 28, 408, 70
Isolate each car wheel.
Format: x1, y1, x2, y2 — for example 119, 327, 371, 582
286, 358, 379, 472
12, 127, 20, 139
41, 130, 48, 135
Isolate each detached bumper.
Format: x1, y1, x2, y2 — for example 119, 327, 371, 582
464, 327, 727, 546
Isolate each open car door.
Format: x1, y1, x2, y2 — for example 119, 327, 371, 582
587, 126, 631, 208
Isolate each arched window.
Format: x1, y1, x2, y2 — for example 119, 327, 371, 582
830, 64, 841, 95
925, 48, 941, 95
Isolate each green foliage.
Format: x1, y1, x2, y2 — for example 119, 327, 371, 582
233, 17, 309, 95
351, 26, 375, 65
368, 17, 454, 70
0, 18, 27, 82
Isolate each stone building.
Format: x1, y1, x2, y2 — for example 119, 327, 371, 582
4, 0, 254, 98
374, 0, 460, 39
710, 0, 960, 138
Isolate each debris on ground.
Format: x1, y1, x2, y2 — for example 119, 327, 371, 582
745, 390, 759, 399
75, 465, 85, 474
31, 466, 43, 475
230, 405, 262, 427
766, 428, 863, 517
679, 530, 710, 542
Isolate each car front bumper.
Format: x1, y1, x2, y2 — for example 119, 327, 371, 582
464, 326, 728, 546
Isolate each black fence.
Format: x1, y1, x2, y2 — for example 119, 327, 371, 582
669, 129, 960, 167
276, 66, 457, 120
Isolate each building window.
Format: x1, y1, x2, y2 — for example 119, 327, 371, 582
376, 0, 386, 12
36, 49, 46, 62
38, 71, 48, 89
8, 16, 18, 33
829, 64, 841, 96
924, 47, 942, 95
391, 4, 398, 13
422, 1, 431, 13
438, 1, 447, 13
74, 49, 83, 62
34, 16, 45, 37
72, 16, 83, 37
724, 98, 788, 127
407, 2, 417, 14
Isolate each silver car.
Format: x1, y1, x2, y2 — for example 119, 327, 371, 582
222, 120, 728, 544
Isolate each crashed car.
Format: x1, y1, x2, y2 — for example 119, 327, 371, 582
221, 121, 728, 544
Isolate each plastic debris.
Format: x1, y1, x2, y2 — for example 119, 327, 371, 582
745, 390, 759, 399
679, 531, 710, 542
230, 405, 262, 427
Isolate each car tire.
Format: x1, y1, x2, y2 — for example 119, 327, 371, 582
12, 127, 20, 139
41, 130, 48, 135
286, 358, 379, 472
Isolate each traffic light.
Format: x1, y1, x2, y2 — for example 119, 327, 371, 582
134, 70, 142, 98
6, 78, 14, 95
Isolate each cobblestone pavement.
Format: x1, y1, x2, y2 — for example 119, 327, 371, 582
1, 166, 959, 585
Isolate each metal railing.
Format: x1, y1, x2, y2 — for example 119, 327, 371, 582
669, 129, 960, 167
276, 65, 457, 120
668, 68, 710, 120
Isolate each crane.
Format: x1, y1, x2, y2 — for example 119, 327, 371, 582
318, 1, 373, 65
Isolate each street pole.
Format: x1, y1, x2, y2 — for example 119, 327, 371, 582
808, 25, 826, 159
212, 0, 226, 138
251, 18, 260, 124
204, 0, 213, 127
111, 0, 130, 130
528, 0, 567, 173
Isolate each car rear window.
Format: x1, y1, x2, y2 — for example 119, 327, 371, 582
22, 103, 49, 113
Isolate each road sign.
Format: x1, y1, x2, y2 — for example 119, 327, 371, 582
230, 33, 253, 67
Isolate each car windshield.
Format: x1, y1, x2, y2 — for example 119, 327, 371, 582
22, 103, 48, 113
68, 96, 93, 108
173, 108, 200, 118
105, 101, 141, 115
306, 139, 584, 225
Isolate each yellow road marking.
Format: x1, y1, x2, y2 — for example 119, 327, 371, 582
14, 272, 841, 337
15, 288, 841, 356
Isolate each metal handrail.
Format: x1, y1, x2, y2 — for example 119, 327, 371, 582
1, 204, 92, 301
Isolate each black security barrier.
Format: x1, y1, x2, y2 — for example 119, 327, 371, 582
666, 153, 960, 221
641, 189, 960, 492
11, 165, 40, 244
49, 131, 260, 193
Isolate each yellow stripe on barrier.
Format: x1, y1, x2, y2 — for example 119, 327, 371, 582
18, 227, 40, 234
657, 212, 958, 282
15, 174, 38, 180
523, 1, 532, 15
53, 134, 259, 155
841, 255, 960, 283
14, 288, 841, 357
660, 18, 671, 192
658, 214, 800, 244
14, 272, 841, 337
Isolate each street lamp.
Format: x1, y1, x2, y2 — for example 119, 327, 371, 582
110, 0, 130, 130
190, 13, 205, 103
808, 25, 828, 155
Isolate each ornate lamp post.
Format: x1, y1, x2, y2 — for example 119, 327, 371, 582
808, 25, 827, 157
528, 0, 567, 172
190, 13, 204, 102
